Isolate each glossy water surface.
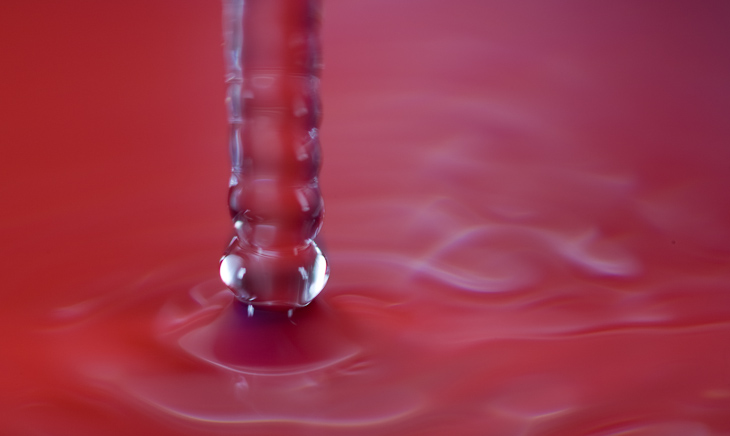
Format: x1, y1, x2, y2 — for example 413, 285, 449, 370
1, 1, 730, 435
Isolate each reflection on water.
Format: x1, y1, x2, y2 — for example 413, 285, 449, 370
2, 0, 730, 435
25, 178, 730, 434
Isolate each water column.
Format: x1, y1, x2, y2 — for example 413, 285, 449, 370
220, 0, 329, 311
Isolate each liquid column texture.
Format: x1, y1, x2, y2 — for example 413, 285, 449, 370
220, 0, 329, 310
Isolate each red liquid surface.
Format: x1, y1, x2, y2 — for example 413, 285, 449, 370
2, 1, 730, 435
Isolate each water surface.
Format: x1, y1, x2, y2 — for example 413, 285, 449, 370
1, 1, 729, 435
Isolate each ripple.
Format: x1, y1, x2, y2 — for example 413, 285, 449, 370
589, 421, 713, 436
177, 299, 360, 376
